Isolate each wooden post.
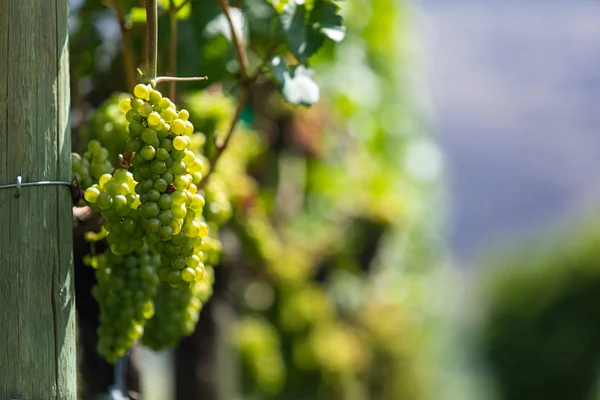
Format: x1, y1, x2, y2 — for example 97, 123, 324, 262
0, 1, 76, 399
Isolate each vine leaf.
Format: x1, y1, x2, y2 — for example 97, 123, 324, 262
158, 0, 192, 19
279, 0, 345, 62
310, 0, 345, 43
129, 7, 147, 24
242, 0, 279, 43
269, 57, 320, 106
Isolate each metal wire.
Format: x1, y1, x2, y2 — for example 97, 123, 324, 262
0, 175, 72, 198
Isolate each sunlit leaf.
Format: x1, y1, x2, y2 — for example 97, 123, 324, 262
278, 0, 344, 62
129, 7, 147, 24
270, 58, 320, 106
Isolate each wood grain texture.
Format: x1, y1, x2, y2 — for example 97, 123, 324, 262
0, 1, 76, 399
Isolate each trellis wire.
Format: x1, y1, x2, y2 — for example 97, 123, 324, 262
0, 175, 72, 198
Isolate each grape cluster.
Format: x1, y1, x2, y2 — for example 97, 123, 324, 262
84, 169, 144, 256
203, 179, 232, 225
91, 244, 161, 363
142, 266, 214, 350
81, 92, 130, 162
231, 317, 285, 394
72, 140, 114, 191
120, 83, 208, 288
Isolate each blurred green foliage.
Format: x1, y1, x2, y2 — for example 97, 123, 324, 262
479, 221, 600, 400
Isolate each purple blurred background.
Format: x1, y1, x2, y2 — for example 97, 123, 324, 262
420, 0, 600, 262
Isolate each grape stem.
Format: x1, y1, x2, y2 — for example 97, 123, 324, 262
145, 0, 158, 80
155, 76, 208, 83
201, 0, 252, 186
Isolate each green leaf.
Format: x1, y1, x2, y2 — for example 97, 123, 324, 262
310, 0, 345, 43
158, 0, 192, 19
243, 0, 280, 43
129, 7, 147, 24
278, 0, 344, 62
279, 2, 310, 61
269, 57, 320, 106
268, 56, 288, 84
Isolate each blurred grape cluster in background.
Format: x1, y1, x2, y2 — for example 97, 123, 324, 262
69, 0, 600, 399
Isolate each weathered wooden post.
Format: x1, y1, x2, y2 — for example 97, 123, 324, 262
0, 1, 76, 399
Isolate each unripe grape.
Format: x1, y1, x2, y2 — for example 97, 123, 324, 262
184, 121, 194, 135
149, 90, 162, 105
142, 202, 160, 218
134, 84, 150, 100
130, 98, 143, 110
141, 128, 158, 144
147, 112, 161, 127
120, 98, 132, 113
97, 193, 113, 210
177, 109, 189, 121
159, 98, 171, 110
173, 136, 187, 151
171, 119, 186, 135
140, 145, 156, 160
161, 107, 177, 123
155, 147, 169, 161
139, 102, 153, 117
125, 137, 141, 152
85, 187, 100, 203
129, 120, 143, 135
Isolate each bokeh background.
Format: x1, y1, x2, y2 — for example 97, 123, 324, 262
69, 0, 600, 399
422, 0, 600, 262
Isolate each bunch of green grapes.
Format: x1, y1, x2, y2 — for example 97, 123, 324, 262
142, 266, 214, 350
72, 140, 114, 191
119, 83, 208, 287
91, 244, 161, 363
292, 322, 368, 375
279, 284, 333, 334
84, 169, 144, 256
80, 92, 130, 162
231, 317, 285, 394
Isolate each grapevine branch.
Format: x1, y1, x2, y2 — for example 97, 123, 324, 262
146, 0, 158, 80
201, 0, 252, 186
168, 0, 178, 100
117, 0, 158, 171
113, 0, 136, 90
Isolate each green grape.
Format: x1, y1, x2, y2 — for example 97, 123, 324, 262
71, 153, 92, 190
142, 266, 214, 351
92, 243, 160, 364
